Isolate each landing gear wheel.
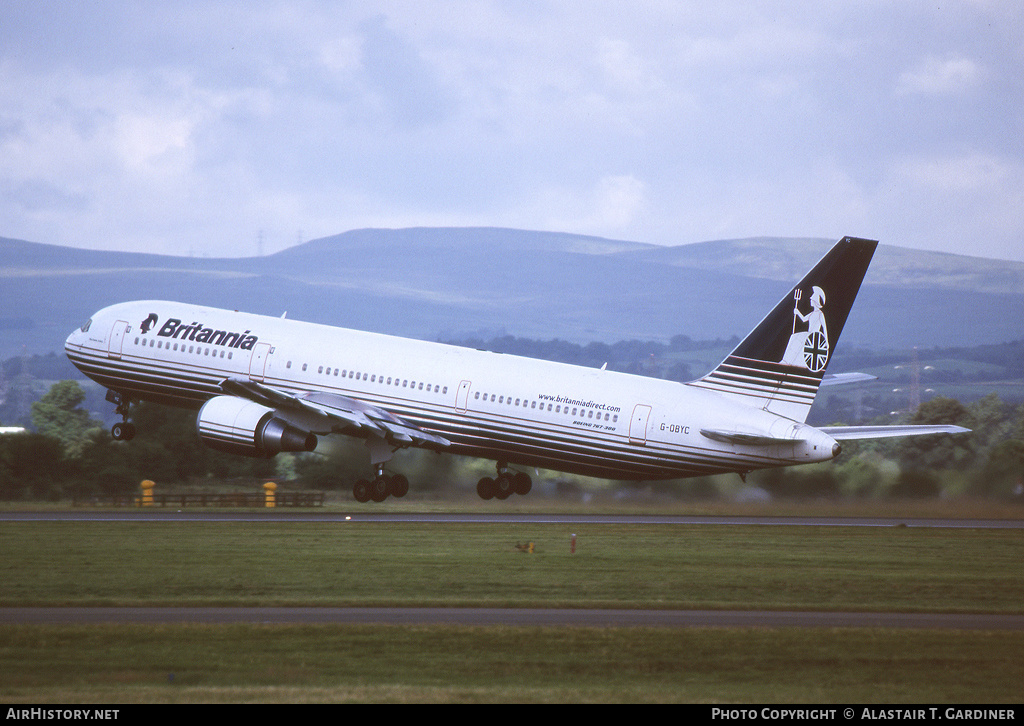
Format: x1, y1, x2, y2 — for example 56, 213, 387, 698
353, 479, 371, 503
370, 476, 391, 503
390, 474, 409, 498
477, 477, 495, 500
513, 472, 532, 496
494, 474, 513, 500
111, 422, 136, 441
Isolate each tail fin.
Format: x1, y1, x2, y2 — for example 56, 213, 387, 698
689, 236, 878, 422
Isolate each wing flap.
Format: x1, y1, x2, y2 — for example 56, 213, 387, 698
220, 378, 451, 448
819, 424, 971, 440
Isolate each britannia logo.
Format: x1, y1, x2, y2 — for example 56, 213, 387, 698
156, 317, 259, 350
140, 313, 158, 334
779, 286, 829, 372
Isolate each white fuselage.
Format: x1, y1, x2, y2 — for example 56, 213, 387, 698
65, 301, 838, 480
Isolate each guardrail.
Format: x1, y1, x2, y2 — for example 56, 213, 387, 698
73, 491, 325, 507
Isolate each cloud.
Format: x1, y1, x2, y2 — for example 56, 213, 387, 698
522, 174, 648, 236
896, 55, 984, 96
0, 2, 1022, 262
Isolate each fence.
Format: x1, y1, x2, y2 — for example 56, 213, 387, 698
73, 490, 325, 508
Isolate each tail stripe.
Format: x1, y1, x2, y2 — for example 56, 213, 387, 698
692, 355, 823, 406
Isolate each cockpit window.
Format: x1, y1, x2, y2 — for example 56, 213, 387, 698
80, 319, 92, 333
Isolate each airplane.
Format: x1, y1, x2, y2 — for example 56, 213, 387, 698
64, 235, 969, 502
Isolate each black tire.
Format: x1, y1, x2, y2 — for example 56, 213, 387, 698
513, 472, 532, 496
494, 474, 513, 500
370, 476, 390, 502
391, 474, 409, 498
477, 477, 495, 500
353, 480, 371, 503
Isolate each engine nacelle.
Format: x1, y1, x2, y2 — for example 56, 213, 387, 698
197, 395, 317, 458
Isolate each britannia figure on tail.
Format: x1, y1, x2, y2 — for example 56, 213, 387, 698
780, 285, 829, 371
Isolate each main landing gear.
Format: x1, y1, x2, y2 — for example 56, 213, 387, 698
352, 464, 410, 503
477, 462, 532, 500
349, 462, 533, 503
106, 390, 136, 441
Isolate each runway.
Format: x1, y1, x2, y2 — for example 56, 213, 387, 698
4, 607, 1023, 629
3, 510, 1023, 528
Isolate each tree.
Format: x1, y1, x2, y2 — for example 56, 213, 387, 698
30, 381, 102, 458
978, 440, 1024, 497
898, 397, 976, 472
0, 432, 67, 500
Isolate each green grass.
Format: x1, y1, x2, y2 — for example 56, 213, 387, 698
2, 519, 1023, 702
2, 522, 1022, 611
2, 624, 1022, 703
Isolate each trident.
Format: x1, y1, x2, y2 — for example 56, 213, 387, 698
792, 289, 802, 334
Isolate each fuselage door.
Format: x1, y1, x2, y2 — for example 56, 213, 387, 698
107, 320, 129, 359
249, 342, 271, 382
456, 380, 472, 412
629, 404, 652, 445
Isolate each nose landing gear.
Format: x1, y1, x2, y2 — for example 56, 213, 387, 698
106, 390, 136, 441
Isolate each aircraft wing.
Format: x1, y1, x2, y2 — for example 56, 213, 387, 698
220, 377, 451, 449
819, 424, 971, 440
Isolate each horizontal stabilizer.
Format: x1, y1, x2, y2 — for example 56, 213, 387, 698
819, 424, 971, 440
820, 372, 877, 387
700, 428, 791, 447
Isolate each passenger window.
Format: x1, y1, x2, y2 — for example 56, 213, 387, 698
302, 363, 307, 371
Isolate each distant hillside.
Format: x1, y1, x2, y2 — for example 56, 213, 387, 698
1, 228, 1022, 359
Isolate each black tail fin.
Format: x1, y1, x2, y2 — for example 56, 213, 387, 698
689, 236, 878, 422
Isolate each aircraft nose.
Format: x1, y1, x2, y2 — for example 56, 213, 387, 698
65, 317, 93, 350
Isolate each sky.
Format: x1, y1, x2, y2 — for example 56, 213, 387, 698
1, 1, 1023, 261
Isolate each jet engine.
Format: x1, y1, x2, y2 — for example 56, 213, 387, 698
197, 395, 317, 457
